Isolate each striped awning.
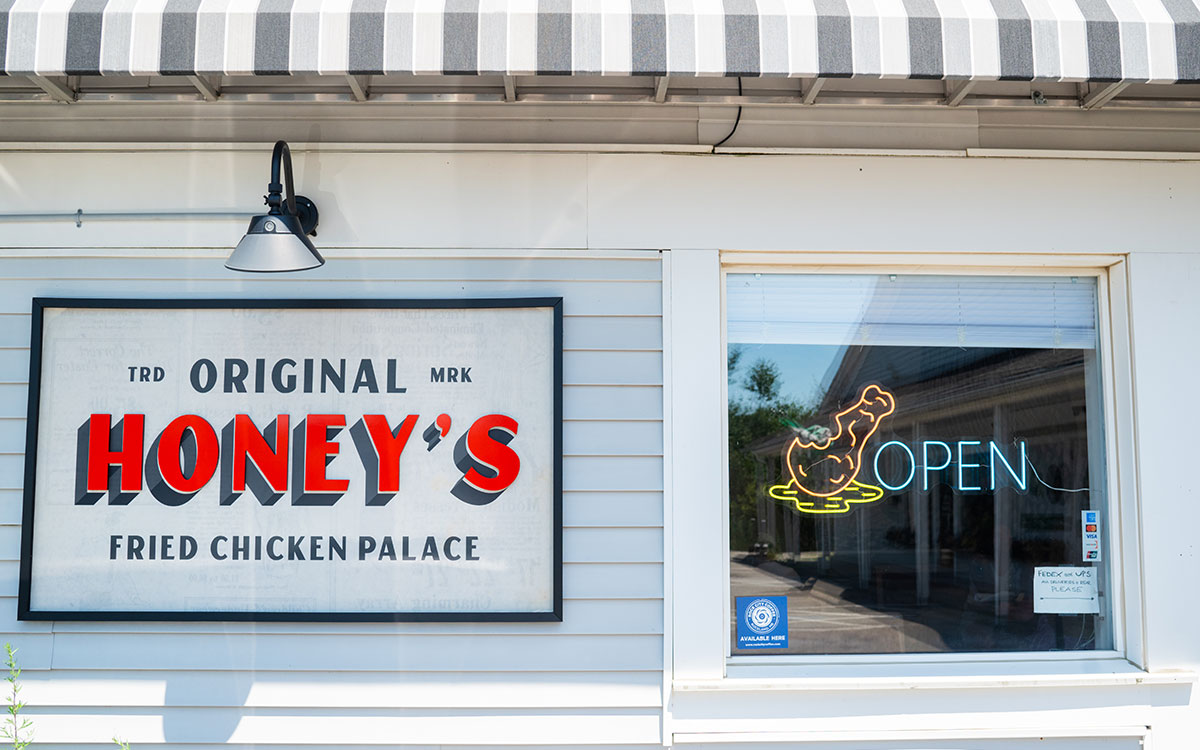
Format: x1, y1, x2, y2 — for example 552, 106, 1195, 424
1, 0, 1197, 82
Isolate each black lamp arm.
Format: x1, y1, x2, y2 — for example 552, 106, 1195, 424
266, 140, 298, 217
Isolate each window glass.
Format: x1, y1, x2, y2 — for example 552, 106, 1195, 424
727, 274, 1111, 655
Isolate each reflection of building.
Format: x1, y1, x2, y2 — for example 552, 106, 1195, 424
744, 344, 1102, 651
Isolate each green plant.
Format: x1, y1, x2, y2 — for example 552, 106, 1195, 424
113, 739, 131, 749
1, 643, 32, 750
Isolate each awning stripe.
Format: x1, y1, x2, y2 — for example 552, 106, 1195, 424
936, 0, 969, 79
66, 0, 105, 75
1107, 0, 1148, 81
0, 0, 12, 73
1163, 0, 1200, 80
2, 0, 1198, 80
815, 0, 852, 76
254, 0, 290, 75
1079, 0, 1122, 81
696, 0, 725, 75
876, 0, 909, 78
192, 0, 222, 75
327, 2, 352, 74
758, 0, 786, 77
383, 0, 411, 74
1021, 0, 1052, 79
990, 0, 1033, 80
7, 0, 35, 74
444, 0, 478, 74
663, 0, 692, 75
903, 0, 942, 79
289, 0, 315, 74
723, 0, 758, 77
966, 0, 1001, 80
226, 0, 255, 74
351, 0, 386, 75
540, 0, 572, 73
572, 0, 597, 74
129, 0, 166, 75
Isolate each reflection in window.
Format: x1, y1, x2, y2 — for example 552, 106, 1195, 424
727, 274, 1110, 655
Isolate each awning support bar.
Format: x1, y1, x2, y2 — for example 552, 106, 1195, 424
28, 75, 75, 103
187, 75, 220, 102
1081, 82, 1129, 109
347, 75, 370, 102
944, 80, 975, 107
802, 77, 825, 105
655, 77, 670, 103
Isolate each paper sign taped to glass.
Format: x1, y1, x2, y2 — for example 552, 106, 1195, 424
1033, 567, 1099, 614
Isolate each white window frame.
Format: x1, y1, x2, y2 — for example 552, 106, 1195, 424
666, 249, 1146, 688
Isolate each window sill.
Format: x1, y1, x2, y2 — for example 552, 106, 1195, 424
674, 659, 1196, 692
672, 727, 1151, 745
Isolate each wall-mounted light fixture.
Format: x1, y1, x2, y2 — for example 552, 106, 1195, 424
226, 140, 323, 273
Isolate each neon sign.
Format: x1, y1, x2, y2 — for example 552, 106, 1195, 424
769, 384, 894, 515
872, 439, 1026, 493
768, 384, 1032, 515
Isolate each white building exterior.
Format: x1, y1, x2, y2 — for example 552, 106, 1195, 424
2, 2, 1200, 745
0, 144, 1194, 748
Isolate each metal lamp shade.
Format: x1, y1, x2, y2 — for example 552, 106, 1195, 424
226, 213, 325, 273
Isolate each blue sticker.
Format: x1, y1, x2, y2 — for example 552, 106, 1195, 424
736, 595, 788, 650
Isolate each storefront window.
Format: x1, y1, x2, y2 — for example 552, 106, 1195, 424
727, 273, 1111, 655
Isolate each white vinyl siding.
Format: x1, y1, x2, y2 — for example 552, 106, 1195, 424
0, 252, 664, 748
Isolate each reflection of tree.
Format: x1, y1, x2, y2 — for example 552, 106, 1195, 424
743, 358, 782, 404
728, 351, 814, 551
728, 345, 744, 375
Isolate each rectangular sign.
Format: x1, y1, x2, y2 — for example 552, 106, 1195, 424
19, 298, 562, 622
1033, 566, 1099, 614
735, 595, 788, 649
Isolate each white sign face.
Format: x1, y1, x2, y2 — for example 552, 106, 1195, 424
21, 300, 561, 621
1033, 566, 1099, 614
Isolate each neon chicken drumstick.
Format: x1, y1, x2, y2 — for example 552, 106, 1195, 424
786, 384, 896, 498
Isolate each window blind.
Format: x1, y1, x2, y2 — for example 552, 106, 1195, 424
726, 274, 1098, 349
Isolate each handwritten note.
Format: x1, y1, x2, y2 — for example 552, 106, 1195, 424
1033, 566, 1099, 614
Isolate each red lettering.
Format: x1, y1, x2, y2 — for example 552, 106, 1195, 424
461, 414, 521, 493
361, 414, 419, 493
77, 410, 514, 506
305, 414, 349, 494
156, 415, 219, 493
86, 413, 145, 494
232, 414, 289, 492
